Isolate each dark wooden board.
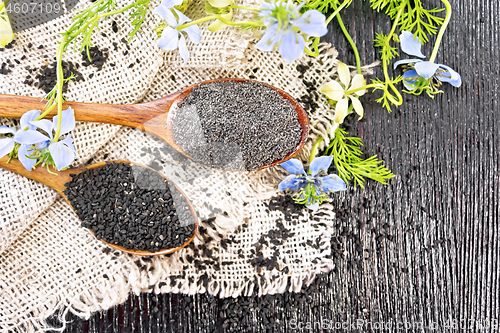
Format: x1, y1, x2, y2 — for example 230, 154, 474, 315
55, 0, 500, 331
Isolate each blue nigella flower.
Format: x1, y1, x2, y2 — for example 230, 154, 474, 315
394, 31, 462, 90
278, 156, 346, 211
256, 0, 328, 62
154, 0, 201, 63
15, 107, 77, 171
0, 110, 42, 171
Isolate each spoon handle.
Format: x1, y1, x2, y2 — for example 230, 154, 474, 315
0, 156, 74, 194
0, 94, 176, 127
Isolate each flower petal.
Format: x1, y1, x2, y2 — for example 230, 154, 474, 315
309, 156, 333, 176
14, 130, 50, 145
49, 141, 75, 171
337, 62, 351, 87
436, 64, 462, 87
52, 107, 75, 136
207, 0, 232, 8
0, 138, 15, 158
20, 110, 41, 130
400, 31, 426, 58
349, 96, 364, 120
280, 158, 306, 175
255, 24, 279, 52
208, 10, 232, 32
279, 29, 305, 62
292, 10, 328, 37
153, 4, 177, 26
350, 74, 366, 96
177, 34, 189, 63
319, 80, 344, 101
18, 144, 37, 171
258, 2, 276, 18
334, 98, 349, 123
182, 23, 201, 44
60, 135, 78, 158
157, 27, 180, 50
319, 174, 346, 193
173, 8, 191, 26
278, 174, 305, 192
393, 58, 422, 70
160, 0, 184, 8
29, 119, 53, 137
0, 12, 15, 48
0, 125, 16, 135
402, 70, 419, 90
414, 61, 440, 79
306, 201, 319, 212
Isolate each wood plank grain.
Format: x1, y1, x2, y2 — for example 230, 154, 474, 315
54, 0, 500, 331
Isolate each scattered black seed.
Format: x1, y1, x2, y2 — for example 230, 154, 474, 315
1, 62, 12, 75
172, 81, 302, 170
128, 63, 134, 68
28, 61, 84, 93
81, 46, 109, 71
3, 39, 15, 49
112, 21, 118, 33
296, 63, 310, 74
75, 268, 82, 274
64, 162, 196, 253
38, 45, 44, 49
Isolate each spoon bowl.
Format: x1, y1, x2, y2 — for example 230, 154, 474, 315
0, 156, 198, 256
0, 78, 309, 171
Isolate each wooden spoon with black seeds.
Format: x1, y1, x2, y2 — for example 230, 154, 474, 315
0, 78, 310, 171
0, 156, 198, 256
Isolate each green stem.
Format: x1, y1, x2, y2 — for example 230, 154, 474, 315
336, 14, 361, 74
309, 136, 324, 166
429, 0, 451, 63
230, 4, 260, 11
345, 83, 384, 95
69, 3, 136, 38
177, 15, 263, 30
325, 0, 351, 25
49, 2, 137, 141
380, 4, 404, 106
52, 35, 68, 142
383, 63, 403, 105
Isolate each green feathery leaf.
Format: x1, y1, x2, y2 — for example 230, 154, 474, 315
325, 128, 395, 188
368, 0, 444, 43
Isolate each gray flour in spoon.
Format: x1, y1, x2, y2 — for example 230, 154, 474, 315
171, 81, 303, 170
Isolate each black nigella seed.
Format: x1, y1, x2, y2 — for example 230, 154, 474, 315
81, 46, 109, 71
171, 81, 302, 170
63, 162, 196, 253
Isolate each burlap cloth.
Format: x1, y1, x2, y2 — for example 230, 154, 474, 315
0, 0, 345, 331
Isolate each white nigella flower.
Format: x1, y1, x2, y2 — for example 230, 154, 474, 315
319, 62, 366, 124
